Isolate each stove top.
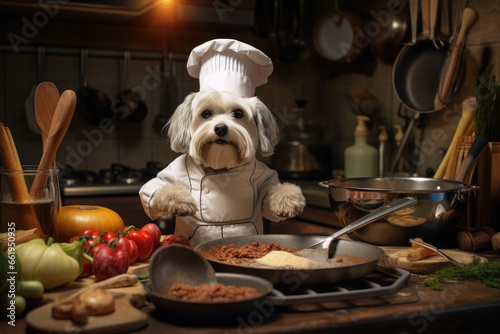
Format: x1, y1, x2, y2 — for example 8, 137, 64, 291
60, 165, 332, 205
60, 162, 166, 196
270, 266, 417, 311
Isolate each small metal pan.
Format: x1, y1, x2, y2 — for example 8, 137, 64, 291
194, 234, 383, 286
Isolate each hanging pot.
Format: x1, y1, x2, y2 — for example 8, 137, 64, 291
369, 1, 410, 64
313, 0, 367, 63
114, 51, 148, 123
76, 49, 113, 125
154, 52, 177, 132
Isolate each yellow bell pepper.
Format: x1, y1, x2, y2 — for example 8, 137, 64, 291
15, 238, 80, 290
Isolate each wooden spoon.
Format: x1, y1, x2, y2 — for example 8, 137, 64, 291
35, 82, 60, 148
434, 8, 479, 110
30, 90, 76, 199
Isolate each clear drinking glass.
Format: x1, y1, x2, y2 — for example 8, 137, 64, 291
0, 166, 60, 240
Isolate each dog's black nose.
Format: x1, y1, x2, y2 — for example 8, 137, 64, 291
214, 124, 228, 137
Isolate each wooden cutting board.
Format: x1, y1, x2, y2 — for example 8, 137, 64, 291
380, 247, 487, 274
25, 291, 148, 334
25, 262, 150, 334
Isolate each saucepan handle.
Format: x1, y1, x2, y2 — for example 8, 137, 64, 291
459, 184, 479, 194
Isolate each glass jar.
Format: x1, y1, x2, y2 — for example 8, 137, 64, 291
0, 166, 60, 240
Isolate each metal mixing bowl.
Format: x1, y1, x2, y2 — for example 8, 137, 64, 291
320, 177, 478, 246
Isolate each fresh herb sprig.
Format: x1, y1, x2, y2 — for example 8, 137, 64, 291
423, 257, 500, 291
473, 64, 500, 142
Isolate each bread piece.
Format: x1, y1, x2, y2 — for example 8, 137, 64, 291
78, 288, 115, 316
52, 288, 115, 323
407, 238, 438, 261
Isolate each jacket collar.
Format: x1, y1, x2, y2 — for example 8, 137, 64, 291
186, 154, 256, 177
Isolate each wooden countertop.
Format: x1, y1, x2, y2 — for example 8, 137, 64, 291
4, 251, 500, 334
135, 274, 500, 334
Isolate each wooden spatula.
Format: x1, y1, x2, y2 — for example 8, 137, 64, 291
30, 90, 76, 199
35, 82, 60, 148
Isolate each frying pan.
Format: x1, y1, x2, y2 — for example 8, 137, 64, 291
143, 273, 273, 318
393, 0, 450, 113
194, 234, 383, 286
393, 39, 450, 112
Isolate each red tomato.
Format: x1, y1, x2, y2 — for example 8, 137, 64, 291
85, 239, 104, 256
115, 236, 138, 265
101, 231, 117, 242
161, 234, 190, 247
93, 245, 129, 281
79, 258, 93, 278
125, 229, 153, 262
141, 223, 161, 249
81, 228, 100, 239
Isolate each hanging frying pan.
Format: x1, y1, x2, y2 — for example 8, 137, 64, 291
390, 3, 478, 173
392, 0, 450, 113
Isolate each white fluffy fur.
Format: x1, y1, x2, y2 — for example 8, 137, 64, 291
157, 88, 305, 219
167, 89, 279, 169
153, 182, 197, 216
267, 183, 306, 218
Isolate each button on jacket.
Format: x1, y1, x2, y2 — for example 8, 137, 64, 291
139, 154, 285, 247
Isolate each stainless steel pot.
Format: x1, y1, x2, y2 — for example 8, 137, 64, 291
320, 177, 478, 246
272, 142, 332, 180
195, 234, 383, 286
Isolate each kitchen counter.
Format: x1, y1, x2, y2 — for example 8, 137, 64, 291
62, 184, 143, 197
4, 252, 500, 334
61, 180, 330, 207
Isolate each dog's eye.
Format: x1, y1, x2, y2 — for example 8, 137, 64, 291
201, 110, 212, 119
232, 109, 244, 119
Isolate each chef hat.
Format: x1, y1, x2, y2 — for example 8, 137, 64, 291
187, 39, 273, 97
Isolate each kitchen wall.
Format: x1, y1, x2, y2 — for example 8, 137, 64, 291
0, 0, 498, 178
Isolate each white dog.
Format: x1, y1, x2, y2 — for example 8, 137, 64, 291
139, 39, 306, 246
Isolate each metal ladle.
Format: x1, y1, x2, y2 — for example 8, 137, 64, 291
309, 197, 418, 258
149, 244, 217, 295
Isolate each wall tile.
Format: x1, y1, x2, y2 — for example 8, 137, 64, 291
1, 0, 499, 178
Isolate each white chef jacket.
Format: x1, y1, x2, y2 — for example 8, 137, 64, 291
139, 154, 285, 247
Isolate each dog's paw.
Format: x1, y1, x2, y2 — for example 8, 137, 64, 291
152, 183, 198, 216
267, 183, 306, 218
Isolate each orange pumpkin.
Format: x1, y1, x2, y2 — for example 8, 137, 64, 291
57, 205, 125, 242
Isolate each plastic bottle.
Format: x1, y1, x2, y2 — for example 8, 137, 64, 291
378, 125, 390, 177
344, 116, 378, 178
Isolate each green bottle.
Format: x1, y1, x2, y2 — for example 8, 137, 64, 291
344, 116, 378, 178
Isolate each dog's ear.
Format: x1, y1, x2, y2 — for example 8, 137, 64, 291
253, 98, 279, 157
166, 93, 197, 153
